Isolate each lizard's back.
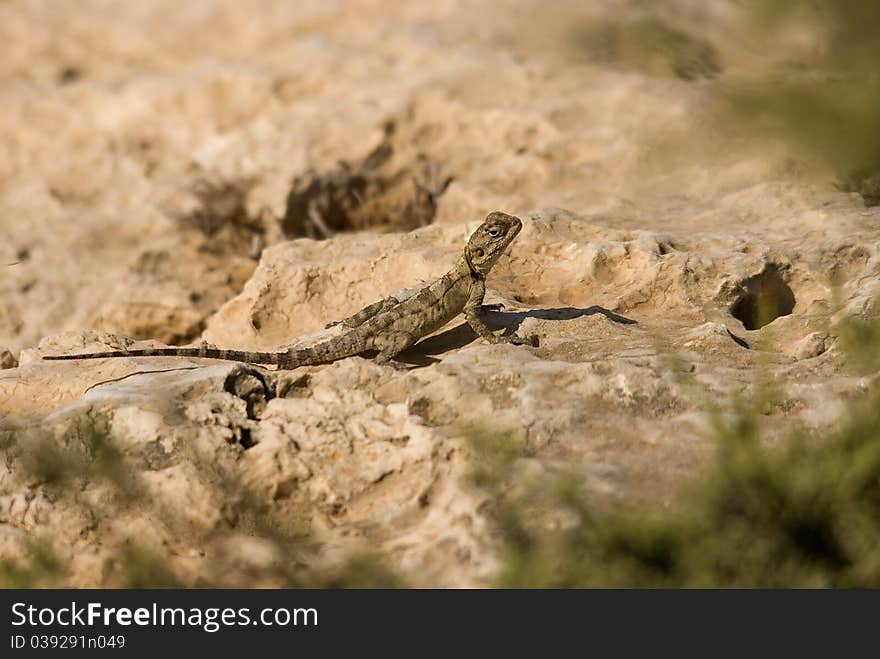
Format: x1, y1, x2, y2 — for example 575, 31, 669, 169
361, 267, 472, 345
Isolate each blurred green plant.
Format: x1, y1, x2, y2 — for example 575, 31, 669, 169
1, 409, 404, 588
565, 1, 880, 203
837, 306, 880, 375
6, 294, 879, 589
471, 303, 880, 587
569, 16, 721, 81
725, 0, 880, 203
0, 541, 65, 589
475, 391, 880, 587
114, 546, 184, 589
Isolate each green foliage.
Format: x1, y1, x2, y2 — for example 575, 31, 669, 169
476, 390, 880, 587
113, 546, 184, 589
475, 308, 880, 588
0, 541, 65, 589
837, 310, 880, 375
569, 16, 720, 81
566, 1, 880, 203
1, 409, 404, 588
467, 426, 528, 490
302, 555, 407, 589
7, 305, 880, 589
724, 1, 880, 201
14, 411, 125, 490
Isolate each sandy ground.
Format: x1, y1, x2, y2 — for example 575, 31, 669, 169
1, 0, 878, 586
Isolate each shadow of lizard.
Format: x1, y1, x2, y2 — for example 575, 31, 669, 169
399, 305, 637, 364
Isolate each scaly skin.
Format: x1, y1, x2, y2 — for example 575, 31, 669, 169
43, 212, 528, 369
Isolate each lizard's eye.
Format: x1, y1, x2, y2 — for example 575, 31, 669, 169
487, 226, 503, 238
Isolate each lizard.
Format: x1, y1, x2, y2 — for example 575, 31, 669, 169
43, 211, 532, 369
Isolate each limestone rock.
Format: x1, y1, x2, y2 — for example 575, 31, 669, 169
2, 1, 880, 587
790, 332, 828, 361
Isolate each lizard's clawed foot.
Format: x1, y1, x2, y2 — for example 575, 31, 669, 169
373, 353, 412, 370
483, 332, 537, 346
381, 359, 411, 371
506, 333, 538, 347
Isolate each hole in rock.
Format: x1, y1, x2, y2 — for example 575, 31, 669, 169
282, 121, 450, 239
730, 265, 796, 330
183, 178, 262, 243
840, 169, 880, 207
237, 427, 257, 450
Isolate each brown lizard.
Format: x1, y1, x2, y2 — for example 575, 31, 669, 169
43, 212, 531, 369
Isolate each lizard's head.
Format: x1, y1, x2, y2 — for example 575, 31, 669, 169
465, 211, 522, 276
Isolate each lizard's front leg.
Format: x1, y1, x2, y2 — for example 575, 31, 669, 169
463, 279, 530, 345
326, 296, 400, 329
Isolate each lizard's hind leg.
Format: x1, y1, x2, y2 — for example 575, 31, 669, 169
326, 296, 400, 329
372, 331, 417, 368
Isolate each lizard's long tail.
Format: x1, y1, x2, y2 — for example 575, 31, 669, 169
43, 337, 369, 368
43, 347, 286, 365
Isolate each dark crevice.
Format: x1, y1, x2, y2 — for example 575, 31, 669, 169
223, 367, 276, 450
282, 121, 450, 239
182, 177, 269, 258
224, 367, 275, 420
236, 427, 257, 450
275, 373, 311, 399
840, 169, 880, 207
727, 329, 750, 349
730, 265, 796, 330
58, 66, 82, 84
570, 16, 721, 81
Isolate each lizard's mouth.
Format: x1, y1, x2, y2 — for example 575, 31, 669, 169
501, 218, 522, 249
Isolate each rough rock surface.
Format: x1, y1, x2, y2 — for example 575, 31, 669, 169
2, 0, 879, 586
